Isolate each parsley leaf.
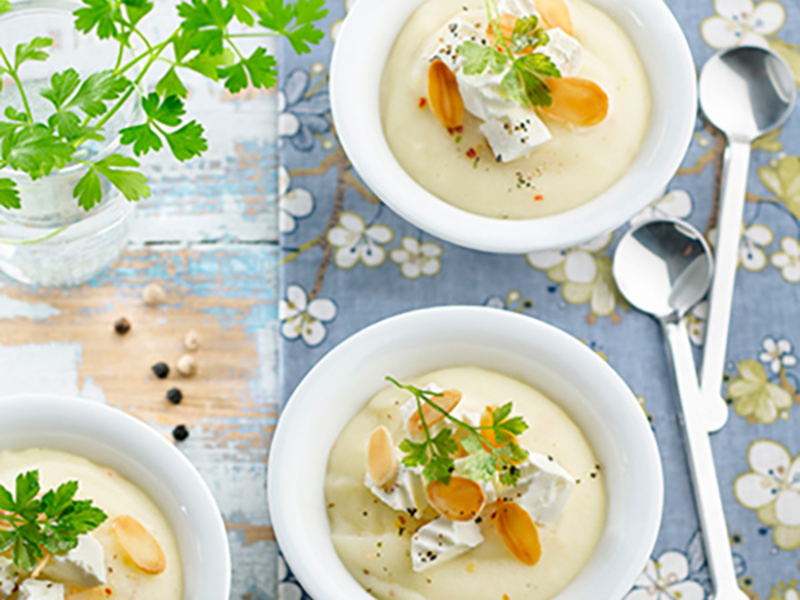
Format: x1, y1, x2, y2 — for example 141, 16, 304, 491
122, 0, 154, 27
461, 446, 496, 482
457, 41, 507, 76
229, 0, 264, 26
0, 178, 21, 209
510, 15, 549, 53
67, 70, 131, 117
178, 0, 235, 56
2, 124, 73, 179
74, 0, 121, 40
40, 68, 82, 109
74, 153, 150, 210
501, 54, 560, 108
183, 48, 235, 80
4, 107, 30, 124
14, 37, 53, 69
0, 0, 12, 15
142, 92, 185, 126
165, 120, 207, 161
119, 123, 162, 155
218, 47, 277, 92
423, 455, 455, 485
257, 0, 327, 55
218, 62, 247, 93
155, 67, 189, 99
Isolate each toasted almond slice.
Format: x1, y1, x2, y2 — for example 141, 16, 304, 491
368, 425, 398, 488
30, 553, 50, 579
66, 589, 106, 600
407, 389, 463, 436
496, 502, 542, 566
540, 77, 609, 127
112, 515, 167, 575
426, 477, 486, 521
428, 59, 464, 131
536, 0, 573, 35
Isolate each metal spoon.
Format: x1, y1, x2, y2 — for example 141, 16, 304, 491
613, 219, 748, 600
698, 46, 796, 433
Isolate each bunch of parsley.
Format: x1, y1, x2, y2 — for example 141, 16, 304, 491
0, 471, 107, 571
456, 5, 561, 108
0, 0, 326, 211
387, 377, 530, 487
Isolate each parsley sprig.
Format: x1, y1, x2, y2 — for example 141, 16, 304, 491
0, 0, 327, 212
387, 377, 529, 487
456, 0, 561, 109
0, 470, 107, 571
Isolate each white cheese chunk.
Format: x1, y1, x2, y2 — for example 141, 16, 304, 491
538, 27, 583, 77
499, 453, 575, 525
428, 19, 487, 72
480, 106, 552, 162
0, 557, 18, 599
41, 533, 107, 589
411, 517, 484, 572
365, 463, 427, 516
456, 69, 511, 123
496, 0, 538, 17
17, 580, 65, 600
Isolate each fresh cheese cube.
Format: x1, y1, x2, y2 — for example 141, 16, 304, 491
0, 557, 18, 599
480, 107, 552, 163
17, 580, 65, 600
411, 517, 484, 572
538, 27, 583, 77
456, 69, 511, 123
365, 463, 427, 516
428, 19, 487, 72
496, 0, 538, 18
41, 533, 107, 589
499, 453, 575, 525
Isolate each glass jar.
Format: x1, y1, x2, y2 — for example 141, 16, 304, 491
0, 0, 141, 286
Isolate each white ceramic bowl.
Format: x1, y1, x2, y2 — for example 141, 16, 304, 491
330, 0, 697, 254
0, 395, 230, 600
269, 306, 663, 600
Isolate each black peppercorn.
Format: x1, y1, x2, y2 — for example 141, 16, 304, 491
114, 318, 131, 335
151, 362, 169, 379
166, 387, 183, 405
172, 424, 189, 442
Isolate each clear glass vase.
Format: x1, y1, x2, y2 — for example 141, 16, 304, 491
0, 0, 141, 286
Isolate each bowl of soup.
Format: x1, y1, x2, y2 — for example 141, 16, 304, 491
269, 306, 663, 599
0, 396, 230, 600
330, 0, 696, 253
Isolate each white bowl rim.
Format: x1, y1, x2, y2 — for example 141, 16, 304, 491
329, 0, 698, 254
0, 394, 231, 600
269, 306, 664, 600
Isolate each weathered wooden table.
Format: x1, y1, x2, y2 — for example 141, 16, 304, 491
0, 18, 281, 597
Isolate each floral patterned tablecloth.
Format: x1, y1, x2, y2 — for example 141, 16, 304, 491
277, 1, 800, 598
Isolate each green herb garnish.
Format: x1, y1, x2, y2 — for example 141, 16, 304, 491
0, 0, 327, 211
0, 470, 107, 571
387, 377, 529, 487
455, 1, 561, 109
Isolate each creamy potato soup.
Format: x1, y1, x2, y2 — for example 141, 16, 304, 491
380, 0, 651, 219
0, 448, 183, 599
326, 367, 606, 600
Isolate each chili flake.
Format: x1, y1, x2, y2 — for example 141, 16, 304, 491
419, 97, 427, 108
534, 194, 544, 201
466, 148, 477, 159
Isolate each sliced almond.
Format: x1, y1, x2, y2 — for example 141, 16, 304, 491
407, 389, 463, 436
536, 0, 573, 35
426, 477, 486, 521
496, 502, 542, 566
368, 425, 398, 488
112, 515, 167, 575
540, 77, 609, 127
428, 59, 464, 131
66, 589, 106, 600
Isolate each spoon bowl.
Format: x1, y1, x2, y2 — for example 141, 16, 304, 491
700, 45, 795, 141
613, 219, 713, 320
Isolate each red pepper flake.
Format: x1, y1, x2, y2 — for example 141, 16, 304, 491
466, 148, 477, 159
534, 194, 544, 202
454, 125, 464, 133
105, 588, 113, 595
419, 97, 427, 108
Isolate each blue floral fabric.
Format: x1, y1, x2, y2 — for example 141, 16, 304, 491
278, 1, 800, 599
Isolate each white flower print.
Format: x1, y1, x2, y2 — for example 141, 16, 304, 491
330, 0, 358, 42
771, 237, 800, 282
734, 440, 800, 551
760, 338, 797, 374
279, 285, 337, 347
709, 222, 774, 272
701, 0, 786, 50
526, 233, 619, 317
686, 301, 709, 347
328, 212, 393, 269
390, 237, 443, 279
278, 167, 313, 234
629, 190, 693, 227
624, 551, 706, 600
278, 581, 302, 600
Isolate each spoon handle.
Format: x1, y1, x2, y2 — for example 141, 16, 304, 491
700, 139, 751, 433
662, 318, 748, 599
